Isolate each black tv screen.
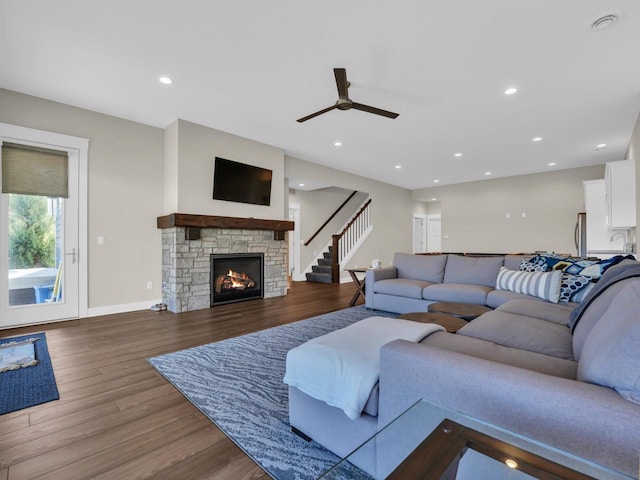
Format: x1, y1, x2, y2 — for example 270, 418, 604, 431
213, 157, 273, 206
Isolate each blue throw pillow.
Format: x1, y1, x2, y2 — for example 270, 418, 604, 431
559, 273, 591, 303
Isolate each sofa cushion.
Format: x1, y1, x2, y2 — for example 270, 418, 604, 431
443, 255, 504, 287
374, 278, 433, 299
422, 283, 492, 305
422, 331, 578, 379
495, 267, 562, 303
393, 252, 447, 283
496, 299, 574, 326
457, 310, 575, 360
577, 279, 640, 405
485, 289, 544, 309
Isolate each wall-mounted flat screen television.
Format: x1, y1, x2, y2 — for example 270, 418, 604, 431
212, 157, 273, 206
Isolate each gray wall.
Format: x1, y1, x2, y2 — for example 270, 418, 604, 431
0, 88, 164, 310
169, 119, 286, 219
412, 165, 605, 254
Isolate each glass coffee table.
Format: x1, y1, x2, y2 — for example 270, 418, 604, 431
318, 399, 634, 480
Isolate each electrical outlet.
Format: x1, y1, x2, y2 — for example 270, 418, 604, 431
146, 281, 153, 290
162, 281, 168, 289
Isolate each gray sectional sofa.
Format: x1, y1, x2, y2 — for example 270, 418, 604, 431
365, 252, 560, 313
288, 255, 640, 478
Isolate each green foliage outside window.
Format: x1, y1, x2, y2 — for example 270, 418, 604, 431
9, 194, 55, 269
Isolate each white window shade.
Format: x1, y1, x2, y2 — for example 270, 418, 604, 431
2, 142, 69, 198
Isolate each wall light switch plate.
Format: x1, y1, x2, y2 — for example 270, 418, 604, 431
97, 236, 105, 245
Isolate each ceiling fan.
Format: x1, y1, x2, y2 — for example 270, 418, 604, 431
297, 68, 399, 123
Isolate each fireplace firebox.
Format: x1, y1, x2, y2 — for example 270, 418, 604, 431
210, 253, 264, 306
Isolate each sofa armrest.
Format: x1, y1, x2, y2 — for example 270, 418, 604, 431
379, 340, 640, 477
365, 266, 397, 308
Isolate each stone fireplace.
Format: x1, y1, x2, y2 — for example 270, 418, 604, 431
158, 214, 294, 313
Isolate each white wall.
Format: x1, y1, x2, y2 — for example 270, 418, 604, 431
286, 156, 422, 268
169, 119, 286, 220
0, 88, 164, 310
412, 165, 605, 254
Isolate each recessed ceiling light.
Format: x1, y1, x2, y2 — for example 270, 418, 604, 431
433, 179, 440, 183
532, 137, 543, 142
485, 171, 492, 176
454, 153, 463, 157
431, 198, 437, 201
334, 141, 342, 147
298, 183, 305, 187
591, 14, 617, 30
158, 76, 173, 85
395, 165, 402, 169
596, 143, 607, 150
548, 162, 556, 166
505, 459, 518, 469
504, 87, 517, 95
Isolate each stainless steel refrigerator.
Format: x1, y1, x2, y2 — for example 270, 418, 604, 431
575, 213, 587, 257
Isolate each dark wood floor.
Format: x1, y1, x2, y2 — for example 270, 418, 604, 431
0, 281, 359, 480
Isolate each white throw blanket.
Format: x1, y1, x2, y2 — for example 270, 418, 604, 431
283, 316, 444, 420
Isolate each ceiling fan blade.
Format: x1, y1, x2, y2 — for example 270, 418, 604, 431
352, 102, 399, 119
296, 105, 338, 123
334, 68, 349, 100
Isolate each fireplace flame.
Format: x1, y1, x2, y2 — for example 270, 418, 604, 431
214, 269, 256, 293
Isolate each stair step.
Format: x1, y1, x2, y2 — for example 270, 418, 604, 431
323, 251, 332, 260
306, 272, 332, 284
318, 258, 332, 266
312, 265, 332, 274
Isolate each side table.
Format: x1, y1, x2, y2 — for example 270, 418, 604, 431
427, 302, 492, 321
397, 312, 467, 333
346, 268, 367, 307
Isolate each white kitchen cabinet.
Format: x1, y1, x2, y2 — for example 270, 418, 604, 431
584, 179, 625, 253
605, 160, 636, 228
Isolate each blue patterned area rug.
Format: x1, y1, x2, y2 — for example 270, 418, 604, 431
148, 306, 396, 480
0, 332, 59, 415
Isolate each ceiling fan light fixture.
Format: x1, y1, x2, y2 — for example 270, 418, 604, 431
297, 68, 398, 123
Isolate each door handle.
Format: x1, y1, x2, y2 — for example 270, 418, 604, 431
65, 248, 78, 264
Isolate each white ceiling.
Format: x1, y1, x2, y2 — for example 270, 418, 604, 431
1, 1, 640, 190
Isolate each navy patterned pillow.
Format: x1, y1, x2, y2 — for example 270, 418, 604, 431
529, 254, 629, 279
519, 260, 548, 272
559, 273, 591, 303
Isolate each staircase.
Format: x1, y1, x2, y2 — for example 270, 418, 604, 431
305, 197, 372, 283
305, 247, 334, 284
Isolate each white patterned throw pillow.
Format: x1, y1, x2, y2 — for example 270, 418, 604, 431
496, 267, 562, 303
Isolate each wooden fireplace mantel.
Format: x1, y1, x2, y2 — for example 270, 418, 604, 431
157, 213, 294, 240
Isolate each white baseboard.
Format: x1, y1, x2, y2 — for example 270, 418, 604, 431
87, 299, 162, 318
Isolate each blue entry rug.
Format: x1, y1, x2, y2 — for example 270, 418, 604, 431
148, 306, 396, 480
0, 332, 59, 415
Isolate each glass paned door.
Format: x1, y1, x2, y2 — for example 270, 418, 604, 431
0, 129, 82, 328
